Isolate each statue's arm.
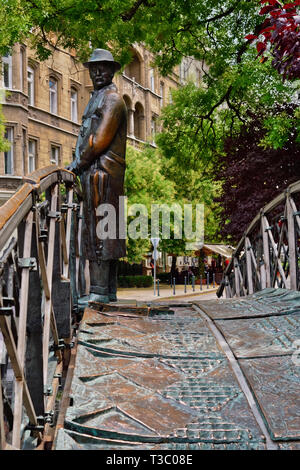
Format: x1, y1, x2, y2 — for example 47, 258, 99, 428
78, 92, 124, 170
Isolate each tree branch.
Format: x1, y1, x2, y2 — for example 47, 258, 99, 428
198, 1, 241, 25
121, 0, 156, 22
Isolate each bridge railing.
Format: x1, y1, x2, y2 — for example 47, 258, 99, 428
0, 166, 84, 450
217, 180, 300, 298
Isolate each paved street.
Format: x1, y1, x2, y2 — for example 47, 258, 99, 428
55, 288, 300, 450
116, 285, 219, 302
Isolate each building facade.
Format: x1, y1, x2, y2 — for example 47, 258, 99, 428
0, 43, 186, 204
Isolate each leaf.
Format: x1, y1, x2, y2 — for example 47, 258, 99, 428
260, 5, 276, 15
283, 3, 298, 9
270, 9, 283, 16
260, 0, 279, 5
245, 34, 258, 41
256, 41, 267, 53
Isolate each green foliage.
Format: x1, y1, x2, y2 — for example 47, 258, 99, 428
124, 143, 218, 263
124, 144, 176, 264
1, 0, 298, 247
260, 113, 295, 150
156, 272, 171, 283
0, 101, 10, 153
125, 144, 175, 207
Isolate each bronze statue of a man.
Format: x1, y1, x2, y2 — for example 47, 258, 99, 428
68, 49, 127, 303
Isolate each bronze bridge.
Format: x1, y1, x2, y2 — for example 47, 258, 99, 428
0, 167, 299, 450
217, 180, 300, 298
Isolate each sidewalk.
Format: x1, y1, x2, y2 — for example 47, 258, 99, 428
116, 283, 218, 302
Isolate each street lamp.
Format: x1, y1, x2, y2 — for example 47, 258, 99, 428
151, 237, 160, 296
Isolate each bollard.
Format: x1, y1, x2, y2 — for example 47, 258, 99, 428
157, 279, 160, 296
192, 275, 195, 292
213, 273, 215, 288
207, 273, 209, 289
184, 276, 187, 293
200, 275, 202, 291
173, 277, 176, 295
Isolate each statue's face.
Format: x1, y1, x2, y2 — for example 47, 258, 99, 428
89, 62, 114, 90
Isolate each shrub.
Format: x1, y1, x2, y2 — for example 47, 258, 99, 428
118, 275, 153, 288
157, 272, 171, 283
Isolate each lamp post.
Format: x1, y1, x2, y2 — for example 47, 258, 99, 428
151, 237, 160, 296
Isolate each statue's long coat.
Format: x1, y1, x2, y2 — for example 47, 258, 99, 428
74, 83, 127, 261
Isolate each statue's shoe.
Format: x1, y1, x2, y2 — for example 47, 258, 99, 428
108, 293, 117, 302
89, 293, 110, 304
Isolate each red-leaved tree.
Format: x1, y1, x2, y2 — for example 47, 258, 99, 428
215, 104, 300, 242
246, 1, 300, 79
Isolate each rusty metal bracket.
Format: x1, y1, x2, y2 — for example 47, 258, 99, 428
54, 373, 62, 387
61, 203, 74, 213
2, 297, 15, 306
18, 257, 37, 271
25, 416, 45, 433
47, 210, 61, 221
0, 306, 14, 316
50, 339, 74, 352
25, 410, 55, 432
44, 385, 53, 396
72, 203, 81, 212
39, 228, 48, 243
44, 410, 55, 427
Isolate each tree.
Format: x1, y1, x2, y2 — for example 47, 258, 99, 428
215, 104, 300, 242
124, 144, 176, 263
246, 1, 300, 80
124, 144, 213, 267
0, 1, 297, 147
1, 1, 298, 246
0, 102, 10, 153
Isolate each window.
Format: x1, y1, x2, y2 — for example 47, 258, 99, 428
149, 68, 155, 92
169, 89, 173, 104
22, 129, 26, 175
28, 139, 36, 173
27, 66, 34, 106
20, 48, 25, 91
49, 77, 58, 114
2, 54, 12, 89
160, 82, 164, 108
50, 145, 60, 165
70, 88, 78, 122
151, 117, 156, 144
4, 128, 14, 174
124, 53, 142, 84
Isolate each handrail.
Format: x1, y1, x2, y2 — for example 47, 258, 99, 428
218, 180, 300, 298
0, 166, 85, 450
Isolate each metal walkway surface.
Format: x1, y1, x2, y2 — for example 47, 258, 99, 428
54, 289, 300, 450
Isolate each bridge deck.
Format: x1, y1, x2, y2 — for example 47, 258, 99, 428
54, 289, 300, 450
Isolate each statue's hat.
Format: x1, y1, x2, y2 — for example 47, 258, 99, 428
83, 48, 121, 71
